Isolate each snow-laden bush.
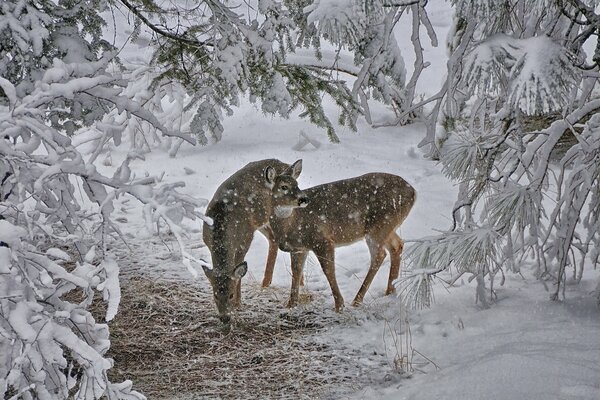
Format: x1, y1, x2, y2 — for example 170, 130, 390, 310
0, 219, 138, 399
0, 1, 207, 397
0, 53, 210, 399
408, 0, 600, 305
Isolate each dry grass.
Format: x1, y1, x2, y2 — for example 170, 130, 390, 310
92, 276, 360, 399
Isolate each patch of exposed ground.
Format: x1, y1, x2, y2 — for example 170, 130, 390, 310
93, 275, 397, 399
91, 230, 413, 399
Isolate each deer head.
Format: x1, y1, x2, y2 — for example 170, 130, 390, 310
202, 262, 247, 324
265, 161, 308, 218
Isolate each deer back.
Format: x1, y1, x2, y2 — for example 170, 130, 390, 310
270, 173, 416, 250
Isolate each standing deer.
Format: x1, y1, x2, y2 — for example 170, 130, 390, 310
265, 170, 416, 312
202, 159, 304, 323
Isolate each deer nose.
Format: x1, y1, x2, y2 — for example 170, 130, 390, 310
298, 195, 309, 207
219, 314, 231, 324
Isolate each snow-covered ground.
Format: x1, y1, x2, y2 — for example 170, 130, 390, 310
110, 101, 600, 400
101, 1, 600, 398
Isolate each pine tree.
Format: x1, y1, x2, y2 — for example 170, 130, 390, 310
115, 0, 435, 142
406, 0, 600, 306
0, 1, 205, 398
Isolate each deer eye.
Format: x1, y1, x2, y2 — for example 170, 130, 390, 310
229, 293, 234, 299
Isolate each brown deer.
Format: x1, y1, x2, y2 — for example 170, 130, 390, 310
202, 159, 304, 323
265, 170, 416, 312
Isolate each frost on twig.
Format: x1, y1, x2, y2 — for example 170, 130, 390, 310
396, 269, 436, 310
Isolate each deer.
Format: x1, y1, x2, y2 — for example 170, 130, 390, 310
264, 170, 416, 312
201, 159, 304, 323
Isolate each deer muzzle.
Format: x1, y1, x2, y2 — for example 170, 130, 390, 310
298, 195, 309, 207
219, 313, 231, 324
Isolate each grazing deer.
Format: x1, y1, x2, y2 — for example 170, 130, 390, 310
202, 159, 304, 323
265, 171, 416, 312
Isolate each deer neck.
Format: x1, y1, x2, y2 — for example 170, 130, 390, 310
269, 208, 296, 236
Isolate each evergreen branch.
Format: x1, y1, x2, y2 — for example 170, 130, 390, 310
384, 0, 422, 6
283, 61, 359, 78
118, 0, 213, 48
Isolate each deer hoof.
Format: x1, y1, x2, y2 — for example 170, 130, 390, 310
385, 287, 396, 296
286, 299, 298, 309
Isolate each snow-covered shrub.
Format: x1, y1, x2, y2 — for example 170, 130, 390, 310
0, 1, 207, 397
408, 0, 600, 303
0, 219, 140, 399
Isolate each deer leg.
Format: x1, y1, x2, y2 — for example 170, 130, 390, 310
314, 243, 344, 312
385, 232, 404, 296
287, 251, 308, 308
232, 240, 253, 309
352, 236, 387, 306
262, 239, 278, 287
260, 227, 304, 287
233, 280, 242, 308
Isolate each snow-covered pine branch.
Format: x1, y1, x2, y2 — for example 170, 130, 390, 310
0, 1, 208, 397
116, 0, 438, 140
408, 0, 600, 305
462, 34, 580, 115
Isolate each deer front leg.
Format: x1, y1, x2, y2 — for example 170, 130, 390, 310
261, 234, 279, 287
260, 226, 304, 287
314, 243, 344, 312
287, 251, 308, 308
233, 240, 252, 309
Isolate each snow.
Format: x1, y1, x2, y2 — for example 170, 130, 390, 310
45, 248, 71, 262
104, 92, 600, 398
21, 0, 597, 398
0, 219, 26, 249
341, 275, 600, 399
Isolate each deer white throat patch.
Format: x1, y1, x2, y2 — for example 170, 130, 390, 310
274, 206, 295, 218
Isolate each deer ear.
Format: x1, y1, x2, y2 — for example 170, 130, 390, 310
264, 166, 276, 188
232, 261, 248, 279
288, 159, 302, 179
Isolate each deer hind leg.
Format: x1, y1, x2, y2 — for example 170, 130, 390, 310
287, 251, 308, 308
385, 232, 404, 296
352, 236, 387, 307
314, 242, 344, 312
